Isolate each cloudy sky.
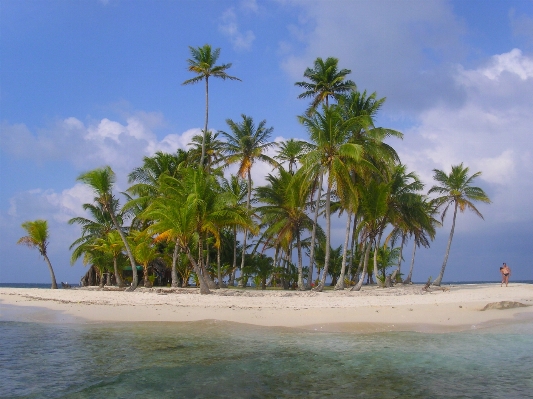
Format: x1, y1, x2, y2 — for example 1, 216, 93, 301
1, 0, 532, 284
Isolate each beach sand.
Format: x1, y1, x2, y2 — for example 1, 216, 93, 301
1, 283, 532, 333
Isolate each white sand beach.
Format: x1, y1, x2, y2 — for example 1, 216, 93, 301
1, 283, 532, 332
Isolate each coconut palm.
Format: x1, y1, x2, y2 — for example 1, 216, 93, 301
220, 114, 278, 286
274, 139, 311, 174
295, 56, 356, 114
220, 175, 248, 286
93, 230, 126, 287
256, 169, 317, 290
17, 220, 58, 289
188, 130, 225, 172
130, 230, 159, 288
77, 166, 139, 290
298, 105, 364, 291
429, 163, 491, 286
182, 44, 241, 166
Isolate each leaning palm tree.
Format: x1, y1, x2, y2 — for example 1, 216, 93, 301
220, 114, 278, 286
295, 56, 356, 114
429, 163, 491, 286
17, 220, 58, 289
77, 166, 139, 290
182, 44, 241, 166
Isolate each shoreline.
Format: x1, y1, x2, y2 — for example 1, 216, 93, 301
1, 283, 532, 333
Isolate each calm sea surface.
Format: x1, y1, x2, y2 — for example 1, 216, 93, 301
1, 315, 532, 399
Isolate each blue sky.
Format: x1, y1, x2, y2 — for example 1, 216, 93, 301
1, 0, 532, 284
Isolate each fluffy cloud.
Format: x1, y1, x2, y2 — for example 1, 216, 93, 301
397, 49, 533, 230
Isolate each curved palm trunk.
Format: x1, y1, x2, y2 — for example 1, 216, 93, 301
200, 77, 209, 166
352, 240, 371, 291
403, 240, 417, 284
353, 242, 366, 284
107, 210, 138, 291
238, 171, 253, 288
374, 231, 384, 287
433, 202, 458, 286
335, 212, 352, 290
113, 256, 125, 287
171, 239, 180, 287
306, 174, 323, 289
42, 253, 58, 289
396, 234, 406, 279
185, 249, 210, 294
315, 180, 332, 292
296, 229, 305, 290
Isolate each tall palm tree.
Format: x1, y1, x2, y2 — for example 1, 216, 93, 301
429, 163, 491, 286
221, 114, 278, 286
256, 169, 316, 290
182, 44, 241, 166
77, 166, 139, 290
17, 220, 58, 289
298, 105, 364, 291
295, 56, 356, 114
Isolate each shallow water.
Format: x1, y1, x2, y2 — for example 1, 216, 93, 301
1, 317, 532, 399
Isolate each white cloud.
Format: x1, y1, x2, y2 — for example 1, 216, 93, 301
396, 49, 533, 230
219, 8, 255, 51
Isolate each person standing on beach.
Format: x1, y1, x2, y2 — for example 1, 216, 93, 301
500, 263, 511, 287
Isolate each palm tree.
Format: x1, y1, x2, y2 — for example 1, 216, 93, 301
274, 139, 311, 174
77, 166, 139, 290
256, 169, 316, 290
17, 220, 58, 289
182, 44, 241, 166
295, 56, 356, 114
220, 175, 248, 286
93, 230, 126, 287
429, 163, 491, 286
298, 105, 364, 291
188, 130, 225, 172
220, 114, 278, 286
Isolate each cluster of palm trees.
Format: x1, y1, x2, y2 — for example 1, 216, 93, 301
17, 45, 491, 291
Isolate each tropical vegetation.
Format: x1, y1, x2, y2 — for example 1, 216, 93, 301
19, 46, 490, 291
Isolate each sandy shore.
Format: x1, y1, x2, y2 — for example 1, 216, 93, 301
1, 283, 532, 332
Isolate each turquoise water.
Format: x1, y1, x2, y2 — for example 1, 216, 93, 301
1, 317, 532, 398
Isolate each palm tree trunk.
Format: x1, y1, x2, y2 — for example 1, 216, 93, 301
306, 174, 323, 289
217, 243, 223, 288
229, 226, 237, 286
315, 180, 332, 292
143, 264, 151, 288
296, 229, 305, 290
352, 240, 371, 291
433, 202, 458, 286
185, 249, 210, 295
113, 256, 125, 287
200, 77, 209, 166
42, 253, 58, 289
396, 234, 406, 278
335, 212, 352, 290
347, 214, 358, 282
238, 170, 252, 287
374, 230, 384, 287
107, 210, 138, 290
171, 239, 180, 288
404, 240, 417, 284
199, 238, 217, 289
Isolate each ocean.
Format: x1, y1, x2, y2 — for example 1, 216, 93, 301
1, 314, 532, 398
